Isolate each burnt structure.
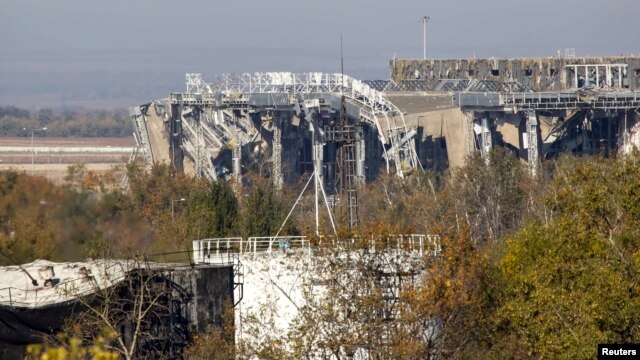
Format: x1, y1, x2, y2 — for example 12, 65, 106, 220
391, 56, 640, 91
327, 95, 362, 229
0, 259, 239, 360
130, 56, 640, 191
385, 55, 640, 173
131, 73, 419, 190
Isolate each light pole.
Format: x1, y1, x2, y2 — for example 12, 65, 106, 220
171, 198, 186, 220
422, 16, 430, 60
23, 127, 47, 167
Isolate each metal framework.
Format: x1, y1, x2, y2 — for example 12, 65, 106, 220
456, 91, 640, 111
208, 72, 420, 177
161, 72, 421, 183
566, 64, 628, 89
129, 105, 154, 169
456, 89, 640, 177
327, 95, 362, 229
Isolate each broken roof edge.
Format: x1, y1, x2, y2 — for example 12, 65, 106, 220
393, 55, 640, 62
0, 258, 233, 309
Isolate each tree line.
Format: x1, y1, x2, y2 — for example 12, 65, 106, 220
0, 106, 132, 137
221, 150, 640, 359
0, 161, 299, 266
7, 149, 640, 359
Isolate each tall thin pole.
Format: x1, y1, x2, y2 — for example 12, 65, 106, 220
31, 130, 34, 166
422, 16, 430, 60
340, 34, 345, 91
313, 129, 319, 236
340, 34, 343, 75
171, 198, 185, 220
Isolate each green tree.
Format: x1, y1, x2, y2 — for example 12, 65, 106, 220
488, 154, 640, 359
185, 180, 239, 240
238, 178, 296, 237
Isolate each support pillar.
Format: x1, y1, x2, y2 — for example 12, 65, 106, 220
462, 111, 475, 155
618, 65, 623, 88
308, 109, 325, 235
314, 142, 324, 186
526, 111, 540, 177
169, 100, 184, 171
480, 116, 493, 159
232, 142, 241, 181
313, 140, 324, 235
355, 127, 365, 183
272, 121, 283, 190
194, 109, 207, 178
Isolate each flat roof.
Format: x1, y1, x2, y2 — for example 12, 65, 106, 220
0, 259, 231, 309
0, 259, 128, 308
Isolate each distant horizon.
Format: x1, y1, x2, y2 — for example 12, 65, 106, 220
2, 0, 638, 109
2, 46, 639, 111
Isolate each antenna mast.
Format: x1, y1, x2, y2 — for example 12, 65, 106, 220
328, 34, 360, 230
341, 34, 344, 87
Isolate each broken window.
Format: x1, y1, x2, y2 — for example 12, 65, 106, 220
550, 68, 557, 76
524, 69, 533, 76
491, 69, 500, 76
468, 69, 475, 76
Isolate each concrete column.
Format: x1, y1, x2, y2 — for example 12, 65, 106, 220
526, 111, 540, 178
314, 143, 324, 184
232, 143, 241, 180
355, 127, 365, 183
272, 122, 283, 190
462, 111, 475, 156
480, 116, 493, 159
619, 65, 623, 88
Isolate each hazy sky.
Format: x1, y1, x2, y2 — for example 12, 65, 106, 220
1, 0, 639, 108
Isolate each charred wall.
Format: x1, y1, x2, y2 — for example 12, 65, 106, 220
0, 264, 234, 360
391, 56, 640, 91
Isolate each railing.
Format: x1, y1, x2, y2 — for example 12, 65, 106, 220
192, 234, 442, 262
192, 236, 310, 262
209, 72, 395, 113
193, 237, 243, 262
328, 234, 441, 258
389, 234, 440, 257
247, 236, 310, 253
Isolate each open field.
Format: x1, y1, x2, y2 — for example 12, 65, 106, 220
0, 137, 135, 147
0, 137, 135, 183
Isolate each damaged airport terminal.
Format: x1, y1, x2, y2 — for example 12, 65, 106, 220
131, 54, 640, 185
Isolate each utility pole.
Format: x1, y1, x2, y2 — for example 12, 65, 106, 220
24, 127, 47, 168
171, 198, 186, 220
422, 16, 430, 60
